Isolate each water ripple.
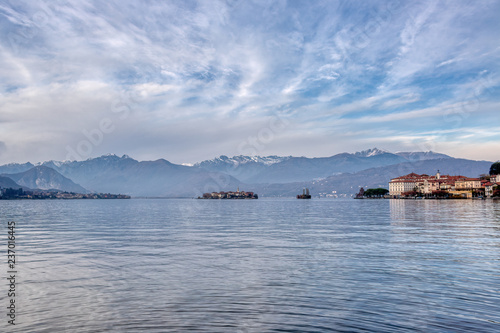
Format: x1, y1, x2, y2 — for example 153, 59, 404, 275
1, 199, 499, 332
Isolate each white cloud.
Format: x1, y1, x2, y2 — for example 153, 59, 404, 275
380, 93, 420, 109
0, 0, 499, 164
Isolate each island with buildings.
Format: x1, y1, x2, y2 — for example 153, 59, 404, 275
0, 187, 130, 200
199, 188, 258, 199
388, 171, 499, 199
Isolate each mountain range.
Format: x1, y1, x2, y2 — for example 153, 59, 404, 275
0, 148, 494, 197
194, 148, 450, 183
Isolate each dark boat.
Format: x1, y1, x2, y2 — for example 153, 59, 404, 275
297, 188, 311, 199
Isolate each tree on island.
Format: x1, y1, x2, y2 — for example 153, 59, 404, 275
490, 162, 500, 175
364, 188, 389, 198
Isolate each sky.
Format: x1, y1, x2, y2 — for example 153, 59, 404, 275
0, 0, 499, 165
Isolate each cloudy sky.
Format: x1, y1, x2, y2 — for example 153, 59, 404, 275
1, 0, 499, 164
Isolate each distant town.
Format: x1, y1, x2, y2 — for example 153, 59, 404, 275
356, 162, 500, 199
0, 187, 130, 200
199, 188, 258, 199
387, 171, 499, 199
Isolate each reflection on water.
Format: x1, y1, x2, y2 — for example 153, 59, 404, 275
1, 199, 500, 332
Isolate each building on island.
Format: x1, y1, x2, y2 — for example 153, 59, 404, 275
389, 171, 464, 196
389, 171, 500, 198
454, 178, 482, 190
199, 188, 258, 199
485, 182, 495, 198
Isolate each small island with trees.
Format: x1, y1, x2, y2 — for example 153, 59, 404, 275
355, 187, 389, 199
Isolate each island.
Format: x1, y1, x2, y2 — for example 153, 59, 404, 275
198, 188, 258, 199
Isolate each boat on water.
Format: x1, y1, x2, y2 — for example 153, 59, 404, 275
297, 188, 311, 199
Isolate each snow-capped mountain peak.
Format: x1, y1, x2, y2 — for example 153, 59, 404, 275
196, 155, 291, 167
232, 155, 291, 166
39, 160, 65, 167
354, 148, 390, 157
395, 151, 451, 161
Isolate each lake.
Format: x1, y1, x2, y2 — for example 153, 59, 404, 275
1, 198, 499, 332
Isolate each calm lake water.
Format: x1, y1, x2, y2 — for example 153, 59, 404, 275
1, 198, 500, 332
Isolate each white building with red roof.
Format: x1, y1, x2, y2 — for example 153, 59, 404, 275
389, 171, 468, 196
484, 182, 495, 197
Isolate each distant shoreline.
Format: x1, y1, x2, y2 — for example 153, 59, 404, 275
0, 197, 130, 200
356, 197, 500, 200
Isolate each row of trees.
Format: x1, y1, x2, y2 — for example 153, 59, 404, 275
356, 187, 389, 198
